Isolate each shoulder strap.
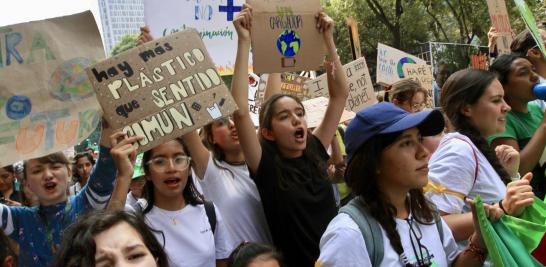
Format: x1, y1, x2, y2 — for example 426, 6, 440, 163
204, 201, 217, 234
339, 198, 384, 267
434, 213, 444, 244
131, 201, 144, 214
440, 136, 479, 187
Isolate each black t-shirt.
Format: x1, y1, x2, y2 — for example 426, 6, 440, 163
251, 134, 337, 267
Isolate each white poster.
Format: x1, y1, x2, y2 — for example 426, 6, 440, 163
144, 0, 245, 76
376, 43, 426, 86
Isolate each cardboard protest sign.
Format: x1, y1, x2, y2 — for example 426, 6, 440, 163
248, 0, 326, 73
0, 11, 104, 167
248, 72, 261, 126
402, 64, 435, 109
306, 57, 376, 112
302, 97, 355, 129
86, 29, 238, 152
144, 0, 245, 75
376, 43, 426, 86
514, 0, 546, 58
254, 72, 311, 113
486, 0, 513, 55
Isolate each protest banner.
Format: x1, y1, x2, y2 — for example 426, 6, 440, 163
144, 0, 245, 75
248, 0, 326, 73
302, 97, 355, 129
486, 0, 513, 55
86, 29, 238, 152
306, 57, 376, 112
402, 64, 435, 109
254, 72, 311, 113
248, 72, 261, 126
514, 0, 546, 58
376, 43, 426, 86
0, 11, 104, 167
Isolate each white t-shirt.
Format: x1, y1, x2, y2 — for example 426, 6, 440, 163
317, 213, 459, 267
194, 154, 272, 244
69, 182, 82, 196
426, 132, 506, 214
126, 203, 237, 267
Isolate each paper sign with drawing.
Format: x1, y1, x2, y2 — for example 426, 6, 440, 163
306, 57, 376, 112
402, 64, 435, 109
0, 11, 103, 167
144, 0, 246, 75
87, 28, 238, 153
376, 43, 426, 86
248, 0, 326, 73
248, 72, 261, 126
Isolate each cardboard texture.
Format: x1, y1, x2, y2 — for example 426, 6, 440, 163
346, 17, 362, 60
402, 64, 435, 109
306, 57, 377, 112
87, 29, 238, 152
486, 0, 513, 55
248, 0, 326, 73
248, 72, 261, 126
254, 72, 310, 113
376, 43, 426, 86
302, 97, 355, 129
144, 0, 246, 75
514, 0, 546, 58
0, 11, 104, 167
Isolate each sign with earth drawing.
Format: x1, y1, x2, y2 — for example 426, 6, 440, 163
376, 43, 426, 86
248, 0, 326, 73
0, 11, 104, 167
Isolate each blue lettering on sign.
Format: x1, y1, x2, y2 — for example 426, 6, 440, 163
219, 0, 242, 21
6, 95, 31, 120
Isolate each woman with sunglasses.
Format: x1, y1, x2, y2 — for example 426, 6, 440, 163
108, 137, 237, 267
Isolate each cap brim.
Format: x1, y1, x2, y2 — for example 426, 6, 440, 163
380, 109, 445, 137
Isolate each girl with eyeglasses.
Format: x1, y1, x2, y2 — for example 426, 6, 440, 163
387, 78, 429, 113
108, 137, 238, 267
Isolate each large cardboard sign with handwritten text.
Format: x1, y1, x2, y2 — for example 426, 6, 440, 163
376, 43, 426, 86
402, 64, 435, 109
302, 97, 355, 129
0, 11, 103, 167
486, 0, 513, 55
87, 29, 238, 152
306, 57, 376, 112
248, 0, 325, 73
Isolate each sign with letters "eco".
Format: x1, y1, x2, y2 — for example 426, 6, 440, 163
87, 29, 238, 152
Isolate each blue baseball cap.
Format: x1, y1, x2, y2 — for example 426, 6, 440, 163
344, 102, 445, 162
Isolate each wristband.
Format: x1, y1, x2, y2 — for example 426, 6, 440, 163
498, 199, 508, 215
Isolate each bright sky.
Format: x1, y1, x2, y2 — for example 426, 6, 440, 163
1, 0, 103, 35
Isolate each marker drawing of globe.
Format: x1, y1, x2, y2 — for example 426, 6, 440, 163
397, 57, 417, 78
49, 57, 96, 101
276, 30, 301, 57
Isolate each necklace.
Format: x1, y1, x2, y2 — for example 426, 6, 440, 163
156, 207, 182, 225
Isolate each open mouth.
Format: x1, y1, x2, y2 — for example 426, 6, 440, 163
295, 128, 305, 138
164, 178, 181, 188
44, 182, 57, 192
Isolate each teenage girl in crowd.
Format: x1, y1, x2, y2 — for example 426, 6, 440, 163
228, 242, 283, 267
318, 102, 501, 266
108, 136, 237, 267
388, 78, 428, 113
230, 4, 348, 266
0, 166, 22, 205
489, 54, 546, 199
54, 210, 169, 267
69, 152, 95, 196
0, 126, 125, 267
425, 69, 535, 245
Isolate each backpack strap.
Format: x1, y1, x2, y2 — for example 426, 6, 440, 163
434, 213, 444, 244
204, 200, 217, 234
339, 197, 384, 267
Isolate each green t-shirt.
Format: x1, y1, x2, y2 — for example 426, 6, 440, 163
488, 103, 546, 198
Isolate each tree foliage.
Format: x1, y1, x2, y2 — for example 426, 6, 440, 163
110, 34, 139, 56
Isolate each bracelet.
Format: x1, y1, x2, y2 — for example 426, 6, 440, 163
464, 234, 487, 262
498, 199, 508, 215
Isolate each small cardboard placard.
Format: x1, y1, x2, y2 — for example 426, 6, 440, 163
248, 72, 261, 126
514, 0, 546, 58
402, 64, 435, 109
486, 0, 513, 55
248, 0, 326, 73
302, 97, 355, 129
306, 57, 377, 112
0, 11, 104, 167
254, 72, 311, 113
376, 43, 426, 86
86, 29, 238, 152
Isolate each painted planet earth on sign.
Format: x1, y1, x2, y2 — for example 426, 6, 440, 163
397, 57, 417, 78
276, 30, 301, 57
49, 57, 96, 101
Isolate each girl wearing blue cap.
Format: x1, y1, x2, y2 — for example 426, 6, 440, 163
317, 102, 502, 267
230, 4, 348, 267
425, 69, 535, 246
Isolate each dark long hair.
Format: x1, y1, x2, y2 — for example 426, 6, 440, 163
258, 94, 328, 189
346, 131, 435, 257
72, 152, 96, 183
54, 210, 169, 267
201, 119, 236, 178
141, 138, 204, 214
228, 242, 284, 267
441, 69, 511, 184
